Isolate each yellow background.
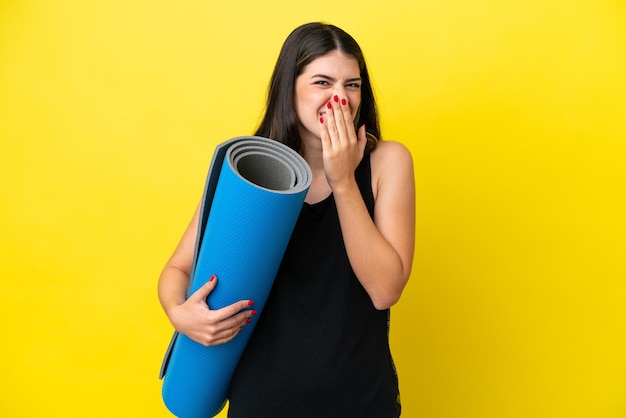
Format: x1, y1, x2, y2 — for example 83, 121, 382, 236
1, 0, 625, 417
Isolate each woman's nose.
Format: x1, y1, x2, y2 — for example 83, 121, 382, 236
329, 92, 343, 103
331, 86, 347, 100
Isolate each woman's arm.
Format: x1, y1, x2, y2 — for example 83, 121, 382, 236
321, 98, 415, 310
336, 141, 415, 310
158, 205, 255, 345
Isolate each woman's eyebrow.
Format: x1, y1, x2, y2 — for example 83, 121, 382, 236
310, 74, 362, 83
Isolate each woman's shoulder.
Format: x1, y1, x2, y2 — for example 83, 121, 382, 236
369, 139, 414, 199
370, 139, 413, 170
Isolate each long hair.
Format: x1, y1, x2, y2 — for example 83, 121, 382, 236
255, 22, 380, 154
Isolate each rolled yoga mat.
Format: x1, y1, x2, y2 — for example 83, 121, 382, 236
160, 136, 312, 418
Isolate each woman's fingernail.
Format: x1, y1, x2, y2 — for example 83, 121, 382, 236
327, 101, 332, 109
333, 95, 339, 102
250, 310, 257, 316
341, 98, 346, 105
248, 300, 254, 306
210, 275, 216, 282
319, 117, 324, 123
245, 319, 252, 324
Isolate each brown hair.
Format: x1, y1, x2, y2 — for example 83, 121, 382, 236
255, 22, 381, 154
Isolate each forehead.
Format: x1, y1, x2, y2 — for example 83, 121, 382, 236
300, 50, 360, 77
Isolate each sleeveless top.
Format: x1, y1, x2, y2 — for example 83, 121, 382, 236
227, 154, 401, 418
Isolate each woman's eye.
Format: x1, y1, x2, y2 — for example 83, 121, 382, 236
346, 83, 361, 89
314, 80, 329, 86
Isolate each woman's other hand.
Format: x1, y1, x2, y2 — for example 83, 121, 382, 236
168, 275, 255, 346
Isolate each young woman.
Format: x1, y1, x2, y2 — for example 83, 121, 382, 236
158, 22, 415, 417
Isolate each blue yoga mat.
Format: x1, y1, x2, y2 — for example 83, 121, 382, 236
160, 136, 311, 417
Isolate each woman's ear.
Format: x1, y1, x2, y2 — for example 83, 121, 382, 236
353, 105, 362, 131
357, 124, 367, 156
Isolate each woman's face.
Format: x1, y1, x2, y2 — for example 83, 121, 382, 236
294, 50, 362, 143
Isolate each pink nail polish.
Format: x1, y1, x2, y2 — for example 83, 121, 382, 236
333, 95, 339, 102
327, 101, 332, 109
341, 98, 346, 105
319, 117, 324, 123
